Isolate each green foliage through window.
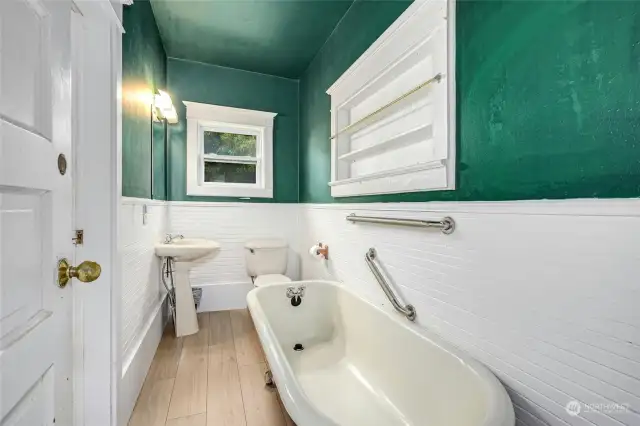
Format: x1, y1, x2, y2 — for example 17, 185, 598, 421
204, 162, 257, 183
204, 131, 256, 156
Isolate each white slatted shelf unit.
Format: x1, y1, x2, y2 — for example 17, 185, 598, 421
327, 0, 455, 197
338, 124, 434, 163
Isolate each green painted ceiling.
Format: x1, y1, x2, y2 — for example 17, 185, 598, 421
149, 0, 355, 78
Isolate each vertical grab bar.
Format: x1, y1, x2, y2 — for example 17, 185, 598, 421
365, 248, 416, 321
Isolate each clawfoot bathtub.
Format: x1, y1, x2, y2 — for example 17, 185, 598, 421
247, 280, 514, 426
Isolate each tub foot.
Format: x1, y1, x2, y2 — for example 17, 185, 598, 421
265, 369, 275, 389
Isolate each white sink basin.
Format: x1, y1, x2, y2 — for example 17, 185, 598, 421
155, 238, 220, 262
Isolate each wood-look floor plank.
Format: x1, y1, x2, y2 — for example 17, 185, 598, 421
210, 311, 236, 362
238, 363, 286, 426
146, 326, 183, 382
230, 310, 264, 366
207, 310, 246, 426
165, 413, 207, 426
128, 378, 175, 426
134, 310, 290, 426
167, 313, 210, 419
207, 349, 246, 425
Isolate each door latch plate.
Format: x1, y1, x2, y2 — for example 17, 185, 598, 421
73, 229, 84, 246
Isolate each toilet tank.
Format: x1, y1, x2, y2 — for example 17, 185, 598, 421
245, 239, 289, 277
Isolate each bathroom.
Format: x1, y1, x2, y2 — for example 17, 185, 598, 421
119, 1, 640, 426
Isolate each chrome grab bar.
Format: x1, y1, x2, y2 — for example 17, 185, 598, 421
347, 213, 455, 234
365, 248, 416, 321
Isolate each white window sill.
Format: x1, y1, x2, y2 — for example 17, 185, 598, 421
186, 184, 273, 198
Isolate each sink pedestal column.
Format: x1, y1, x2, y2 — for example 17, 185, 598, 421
174, 261, 199, 337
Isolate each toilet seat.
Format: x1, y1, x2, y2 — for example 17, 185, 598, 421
254, 274, 291, 287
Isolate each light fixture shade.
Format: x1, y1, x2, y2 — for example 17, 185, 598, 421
164, 106, 179, 124
155, 90, 172, 109
154, 90, 178, 124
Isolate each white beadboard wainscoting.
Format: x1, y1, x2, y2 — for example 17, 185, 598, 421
118, 197, 639, 426
300, 200, 640, 426
167, 201, 301, 311
119, 197, 168, 425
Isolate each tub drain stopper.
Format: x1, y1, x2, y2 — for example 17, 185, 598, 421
293, 343, 304, 351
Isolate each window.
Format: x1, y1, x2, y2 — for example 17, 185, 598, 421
202, 128, 257, 184
185, 101, 276, 198
326, 0, 455, 197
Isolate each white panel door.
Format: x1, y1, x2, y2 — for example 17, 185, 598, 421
0, 0, 75, 425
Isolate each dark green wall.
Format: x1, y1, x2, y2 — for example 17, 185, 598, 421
166, 58, 299, 202
299, 0, 640, 203
122, 0, 167, 199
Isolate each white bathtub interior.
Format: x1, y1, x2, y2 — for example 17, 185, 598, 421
252, 281, 500, 426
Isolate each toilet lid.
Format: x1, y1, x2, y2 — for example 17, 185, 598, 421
254, 274, 291, 287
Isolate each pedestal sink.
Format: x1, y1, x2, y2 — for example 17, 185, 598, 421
155, 238, 220, 337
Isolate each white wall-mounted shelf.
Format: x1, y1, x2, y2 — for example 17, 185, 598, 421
338, 124, 433, 163
326, 0, 456, 198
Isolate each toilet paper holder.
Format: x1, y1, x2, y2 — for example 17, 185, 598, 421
315, 243, 329, 260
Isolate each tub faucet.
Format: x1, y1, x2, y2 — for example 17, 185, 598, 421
165, 234, 184, 243
286, 285, 306, 307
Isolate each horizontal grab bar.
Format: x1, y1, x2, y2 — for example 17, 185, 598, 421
346, 213, 455, 234
365, 248, 416, 321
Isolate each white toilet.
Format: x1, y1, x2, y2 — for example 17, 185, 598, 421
244, 239, 292, 286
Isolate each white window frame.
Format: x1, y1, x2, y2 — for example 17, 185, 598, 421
184, 101, 276, 198
326, 0, 456, 197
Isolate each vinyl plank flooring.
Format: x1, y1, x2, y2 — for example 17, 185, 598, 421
130, 309, 296, 426
128, 378, 175, 426
167, 313, 210, 419
165, 413, 207, 426
210, 311, 236, 363
207, 311, 246, 426
230, 310, 264, 366
146, 326, 184, 382
207, 348, 246, 426
238, 363, 286, 426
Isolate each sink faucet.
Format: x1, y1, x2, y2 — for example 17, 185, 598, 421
165, 234, 184, 244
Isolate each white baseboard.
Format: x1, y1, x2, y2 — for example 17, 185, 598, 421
118, 296, 167, 426
196, 282, 255, 312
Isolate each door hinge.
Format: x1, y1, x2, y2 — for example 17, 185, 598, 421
73, 229, 84, 246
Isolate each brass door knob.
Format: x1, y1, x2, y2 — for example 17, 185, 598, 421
57, 258, 102, 288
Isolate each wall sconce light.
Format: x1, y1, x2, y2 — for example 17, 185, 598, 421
154, 90, 178, 124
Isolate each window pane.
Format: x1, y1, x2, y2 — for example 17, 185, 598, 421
204, 131, 256, 156
204, 162, 256, 184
